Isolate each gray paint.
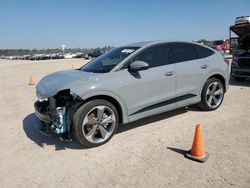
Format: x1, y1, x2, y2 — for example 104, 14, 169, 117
36, 41, 229, 124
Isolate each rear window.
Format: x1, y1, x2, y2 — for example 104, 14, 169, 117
194, 45, 215, 58
170, 43, 197, 63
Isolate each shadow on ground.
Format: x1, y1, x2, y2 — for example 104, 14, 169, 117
23, 113, 83, 150
167, 147, 188, 156
23, 106, 202, 150
229, 77, 250, 87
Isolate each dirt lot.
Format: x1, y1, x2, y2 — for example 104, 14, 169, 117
0, 59, 250, 188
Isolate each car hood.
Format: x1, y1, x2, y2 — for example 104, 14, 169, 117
36, 69, 94, 99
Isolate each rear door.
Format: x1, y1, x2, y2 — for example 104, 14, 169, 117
169, 43, 211, 107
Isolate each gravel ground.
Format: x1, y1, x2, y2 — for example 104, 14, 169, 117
0, 59, 249, 188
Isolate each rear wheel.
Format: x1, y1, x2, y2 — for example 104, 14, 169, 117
199, 78, 224, 111
72, 99, 119, 147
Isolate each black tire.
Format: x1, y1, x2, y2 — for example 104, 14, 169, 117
72, 99, 119, 148
233, 76, 245, 82
198, 78, 225, 111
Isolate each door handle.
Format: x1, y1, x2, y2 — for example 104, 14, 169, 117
165, 71, 174, 76
201, 65, 208, 69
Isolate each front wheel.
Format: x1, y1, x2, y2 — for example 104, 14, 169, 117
198, 78, 225, 111
72, 99, 119, 147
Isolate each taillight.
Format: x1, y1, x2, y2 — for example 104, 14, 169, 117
224, 58, 230, 65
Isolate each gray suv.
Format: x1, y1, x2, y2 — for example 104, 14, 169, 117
35, 41, 229, 147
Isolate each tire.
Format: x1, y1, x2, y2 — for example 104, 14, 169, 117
72, 99, 119, 148
198, 78, 225, 111
233, 76, 245, 82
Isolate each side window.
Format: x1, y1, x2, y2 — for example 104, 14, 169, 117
194, 45, 215, 58
170, 43, 197, 63
131, 44, 170, 68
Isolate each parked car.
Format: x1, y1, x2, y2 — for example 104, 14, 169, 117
34, 41, 229, 147
235, 16, 250, 25
230, 16, 250, 81
87, 50, 104, 58
29, 54, 47, 60
50, 53, 64, 59
84, 53, 91, 59
74, 53, 84, 58
64, 53, 77, 59
212, 39, 230, 53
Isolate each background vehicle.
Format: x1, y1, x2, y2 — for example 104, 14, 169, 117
230, 16, 250, 81
35, 41, 229, 147
235, 16, 250, 25
74, 52, 85, 58
212, 39, 230, 53
64, 53, 77, 59
87, 49, 104, 58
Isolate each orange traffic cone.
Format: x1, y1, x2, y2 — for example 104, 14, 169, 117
28, 75, 35, 85
185, 124, 209, 163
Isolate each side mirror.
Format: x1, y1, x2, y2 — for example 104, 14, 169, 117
128, 61, 149, 72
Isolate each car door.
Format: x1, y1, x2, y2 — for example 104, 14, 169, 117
119, 44, 176, 120
169, 43, 211, 107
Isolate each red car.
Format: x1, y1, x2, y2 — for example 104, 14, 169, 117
212, 39, 230, 53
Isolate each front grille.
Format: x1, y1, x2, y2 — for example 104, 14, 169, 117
238, 59, 250, 68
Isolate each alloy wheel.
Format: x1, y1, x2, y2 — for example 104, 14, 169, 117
81, 105, 116, 144
205, 81, 224, 108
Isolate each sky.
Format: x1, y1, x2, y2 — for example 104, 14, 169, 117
0, 0, 249, 49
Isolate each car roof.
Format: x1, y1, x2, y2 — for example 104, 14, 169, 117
122, 40, 201, 48
111, 40, 217, 72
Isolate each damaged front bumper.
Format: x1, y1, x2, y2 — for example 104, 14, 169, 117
34, 99, 68, 135
34, 90, 82, 137
34, 100, 51, 123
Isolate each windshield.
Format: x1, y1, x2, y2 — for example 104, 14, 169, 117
81, 47, 139, 73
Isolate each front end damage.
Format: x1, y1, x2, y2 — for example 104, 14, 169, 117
34, 89, 83, 139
